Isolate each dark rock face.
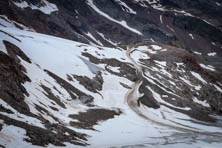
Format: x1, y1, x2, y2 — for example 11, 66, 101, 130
45, 70, 94, 104
160, 0, 222, 22
69, 108, 121, 130
3, 40, 31, 63
139, 85, 160, 109
172, 16, 222, 44
40, 84, 66, 109
160, 0, 222, 29
73, 72, 104, 94
1, 0, 221, 55
0, 50, 30, 115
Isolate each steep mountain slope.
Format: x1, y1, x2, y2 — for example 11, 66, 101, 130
0, 0, 222, 148
0, 26, 222, 147
1, 0, 222, 55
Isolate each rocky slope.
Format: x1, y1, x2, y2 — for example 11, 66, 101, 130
0, 0, 222, 148
1, 0, 222, 53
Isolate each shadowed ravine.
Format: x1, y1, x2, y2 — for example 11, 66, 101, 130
125, 45, 222, 138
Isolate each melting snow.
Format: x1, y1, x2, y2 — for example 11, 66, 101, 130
191, 71, 207, 84
194, 51, 202, 55
137, 46, 157, 54
167, 25, 175, 32
195, 85, 202, 91
147, 86, 190, 111
154, 60, 167, 67
200, 64, 215, 71
85, 32, 103, 46
180, 77, 194, 86
216, 2, 221, 6
131, 49, 150, 61
189, 33, 194, 40
115, 0, 137, 14
193, 97, 210, 107
13, 0, 58, 15
97, 32, 118, 46
207, 52, 217, 56
86, 0, 142, 35
151, 45, 162, 50
0, 125, 41, 148
160, 15, 163, 24
0, 15, 33, 31
214, 85, 222, 93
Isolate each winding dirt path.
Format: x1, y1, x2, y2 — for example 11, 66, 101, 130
125, 45, 222, 137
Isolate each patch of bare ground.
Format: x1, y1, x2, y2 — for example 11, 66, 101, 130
73, 71, 103, 94
69, 109, 121, 130
44, 70, 93, 104
40, 84, 66, 109
3, 40, 31, 63
0, 50, 31, 115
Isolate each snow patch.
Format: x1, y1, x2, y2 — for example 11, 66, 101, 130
191, 71, 207, 84
0, 15, 33, 31
151, 45, 162, 50
13, 0, 58, 15
212, 42, 216, 46
193, 97, 210, 107
160, 15, 163, 24
0, 125, 41, 148
189, 33, 194, 40
154, 60, 166, 67
216, 2, 221, 6
131, 50, 150, 61
200, 64, 215, 71
115, 0, 137, 14
214, 85, 222, 93
97, 32, 118, 46
194, 51, 202, 55
86, 0, 142, 35
85, 32, 103, 46
207, 52, 217, 56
